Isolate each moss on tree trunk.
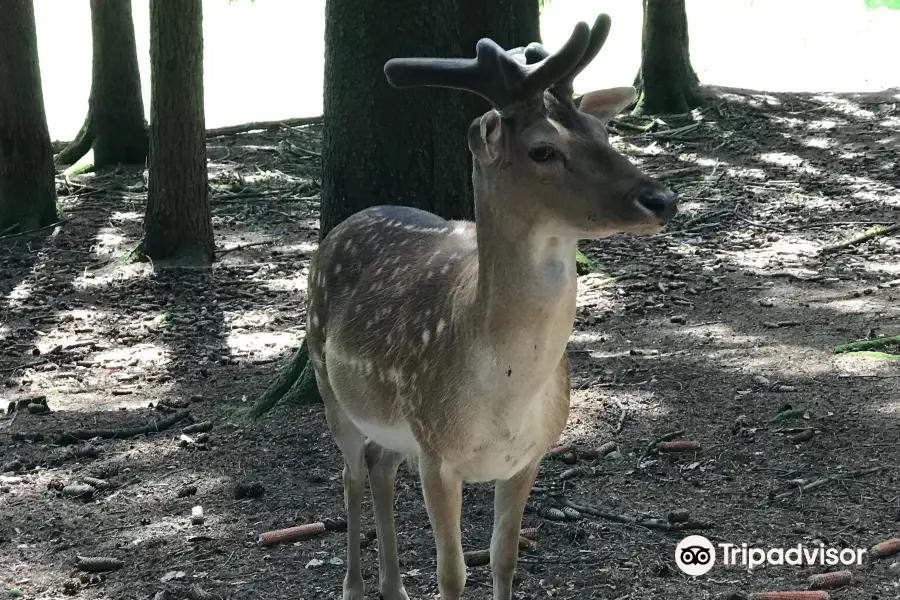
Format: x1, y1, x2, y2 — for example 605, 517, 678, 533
138, 0, 213, 265
57, 0, 148, 168
0, 0, 59, 233
633, 0, 703, 115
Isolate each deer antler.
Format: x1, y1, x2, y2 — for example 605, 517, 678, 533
524, 14, 612, 98
383, 18, 597, 117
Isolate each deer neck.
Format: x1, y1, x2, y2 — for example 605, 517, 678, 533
466, 179, 578, 375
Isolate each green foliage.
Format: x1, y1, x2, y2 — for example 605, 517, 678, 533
865, 0, 900, 9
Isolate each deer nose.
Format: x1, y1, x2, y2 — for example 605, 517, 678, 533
637, 188, 678, 221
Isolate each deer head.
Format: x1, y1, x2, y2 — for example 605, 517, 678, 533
384, 14, 678, 240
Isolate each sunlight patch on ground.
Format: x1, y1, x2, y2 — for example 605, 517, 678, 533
674, 322, 768, 351
757, 152, 822, 176
226, 330, 299, 360
871, 400, 899, 416
111, 210, 143, 222
225, 310, 274, 330
93, 228, 128, 256
806, 119, 842, 131
679, 156, 720, 168
262, 275, 308, 293
863, 262, 900, 276
820, 297, 898, 316
811, 95, 876, 120
568, 330, 609, 347
619, 140, 669, 156
802, 137, 832, 149
5, 281, 34, 307
72, 263, 154, 290
729, 166, 768, 180
721, 237, 820, 270
93, 343, 171, 368
567, 389, 668, 441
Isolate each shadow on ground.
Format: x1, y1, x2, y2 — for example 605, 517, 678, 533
1, 92, 898, 599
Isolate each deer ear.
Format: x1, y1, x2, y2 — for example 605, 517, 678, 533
578, 86, 636, 124
479, 110, 503, 161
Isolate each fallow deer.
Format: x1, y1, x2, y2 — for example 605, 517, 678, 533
305, 13, 677, 600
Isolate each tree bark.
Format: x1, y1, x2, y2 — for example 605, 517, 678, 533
633, 0, 703, 115
57, 0, 148, 167
243, 0, 542, 417
0, 0, 59, 233
140, 0, 213, 265
319, 0, 468, 239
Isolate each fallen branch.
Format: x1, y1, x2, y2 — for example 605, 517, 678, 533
556, 498, 710, 532
641, 429, 686, 459
773, 466, 885, 500
820, 222, 900, 254
653, 166, 704, 181
833, 334, 900, 354
54, 410, 190, 446
0, 219, 71, 243
216, 240, 275, 256
206, 116, 322, 138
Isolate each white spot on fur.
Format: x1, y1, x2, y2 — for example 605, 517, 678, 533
436, 319, 446, 336
334, 264, 342, 274
422, 329, 431, 345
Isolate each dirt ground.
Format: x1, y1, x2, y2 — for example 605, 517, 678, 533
2, 87, 899, 600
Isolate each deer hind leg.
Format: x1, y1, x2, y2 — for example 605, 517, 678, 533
320, 389, 367, 600
418, 455, 466, 600
490, 458, 542, 600
364, 440, 409, 600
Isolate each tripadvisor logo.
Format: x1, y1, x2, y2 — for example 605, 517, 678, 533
675, 535, 867, 576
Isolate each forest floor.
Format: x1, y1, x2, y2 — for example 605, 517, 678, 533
1, 87, 899, 600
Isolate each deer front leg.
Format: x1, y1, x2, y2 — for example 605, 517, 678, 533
419, 455, 466, 600
490, 458, 542, 600
365, 441, 409, 600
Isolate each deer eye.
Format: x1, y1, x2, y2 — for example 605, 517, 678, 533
528, 145, 557, 163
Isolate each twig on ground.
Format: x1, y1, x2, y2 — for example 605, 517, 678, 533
820, 222, 900, 254
556, 498, 710, 532
216, 240, 275, 256
641, 429, 686, 459
653, 166, 704, 181
0, 219, 71, 243
773, 466, 886, 500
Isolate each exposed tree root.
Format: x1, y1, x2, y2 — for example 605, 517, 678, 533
234, 340, 321, 420
45, 409, 191, 445
55, 116, 95, 166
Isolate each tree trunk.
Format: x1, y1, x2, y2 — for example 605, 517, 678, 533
0, 0, 59, 233
57, 0, 148, 167
319, 0, 469, 239
458, 0, 542, 209
242, 0, 542, 418
140, 0, 213, 265
633, 0, 703, 115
